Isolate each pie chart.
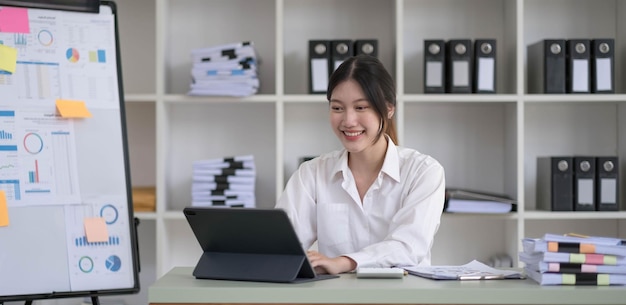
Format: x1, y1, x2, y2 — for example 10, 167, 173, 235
66, 47, 80, 63
105, 255, 121, 272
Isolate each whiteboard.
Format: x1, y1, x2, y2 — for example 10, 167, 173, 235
0, 1, 139, 301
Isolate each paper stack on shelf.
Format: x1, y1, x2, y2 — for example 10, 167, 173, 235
191, 155, 256, 208
519, 233, 626, 286
443, 188, 516, 214
188, 41, 259, 97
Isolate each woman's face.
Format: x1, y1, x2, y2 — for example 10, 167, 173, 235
329, 79, 384, 154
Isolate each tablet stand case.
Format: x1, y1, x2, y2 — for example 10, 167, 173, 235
193, 252, 319, 283
184, 207, 338, 283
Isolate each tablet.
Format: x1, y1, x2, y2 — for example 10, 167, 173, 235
183, 207, 338, 283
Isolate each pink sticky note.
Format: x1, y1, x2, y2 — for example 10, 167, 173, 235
84, 217, 109, 243
0, 7, 30, 34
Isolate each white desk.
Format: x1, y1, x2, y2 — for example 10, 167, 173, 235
148, 267, 626, 304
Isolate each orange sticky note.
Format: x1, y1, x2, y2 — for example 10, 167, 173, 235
0, 7, 30, 33
0, 190, 9, 227
0, 44, 18, 74
56, 99, 92, 118
84, 217, 109, 242
547, 241, 559, 252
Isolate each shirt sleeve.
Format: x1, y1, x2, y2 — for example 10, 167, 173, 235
275, 162, 318, 251
344, 159, 446, 267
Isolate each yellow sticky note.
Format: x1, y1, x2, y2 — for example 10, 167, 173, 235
84, 217, 109, 243
0, 44, 18, 74
0, 190, 9, 227
56, 99, 92, 118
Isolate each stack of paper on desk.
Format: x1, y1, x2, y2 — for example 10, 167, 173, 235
191, 155, 256, 208
188, 41, 259, 97
404, 260, 523, 280
520, 233, 626, 286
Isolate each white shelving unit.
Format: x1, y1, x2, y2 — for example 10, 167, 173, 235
112, 0, 626, 304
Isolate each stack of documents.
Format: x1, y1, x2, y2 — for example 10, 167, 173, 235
191, 155, 256, 208
188, 41, 259, 97
404, 260, 523, 280
443, 188, 516, 214
519, 233, 626, 285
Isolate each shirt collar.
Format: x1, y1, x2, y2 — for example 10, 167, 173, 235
331, 150, 349, 182
381, 136, 401, 182
331, 135, 401, 183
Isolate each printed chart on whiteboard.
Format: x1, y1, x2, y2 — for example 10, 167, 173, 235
0, 2, 138, 301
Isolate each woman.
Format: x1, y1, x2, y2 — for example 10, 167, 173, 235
276, 54, 445, 275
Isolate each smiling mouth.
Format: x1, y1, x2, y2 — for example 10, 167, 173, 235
343, 131, 364, 137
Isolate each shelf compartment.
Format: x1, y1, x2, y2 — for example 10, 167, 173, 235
433, 216, 518, 266
126, 102, 157, 188
283, 0, 395, 95
161, 220, 201, 276
524, 218, 623, 239
283, 102, 343, 184
116, 0, 157, 95
163, 102, 277, 211
165, 0, 277, 95
524, 0, 626, 94
402, 0, 518, 94
523, 102, 623, 211
403, 102, 518, 198
126, 218, 157, 305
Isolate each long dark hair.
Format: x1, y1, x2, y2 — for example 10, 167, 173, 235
326, 54, 398, 145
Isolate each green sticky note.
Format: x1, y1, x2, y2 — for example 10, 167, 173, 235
562, 274, 575, 285
570, 253, 585, 264
604, 255, 617, 265
597, 274, 610, 286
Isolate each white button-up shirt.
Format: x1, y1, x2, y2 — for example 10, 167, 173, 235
276, 138, 445, 268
